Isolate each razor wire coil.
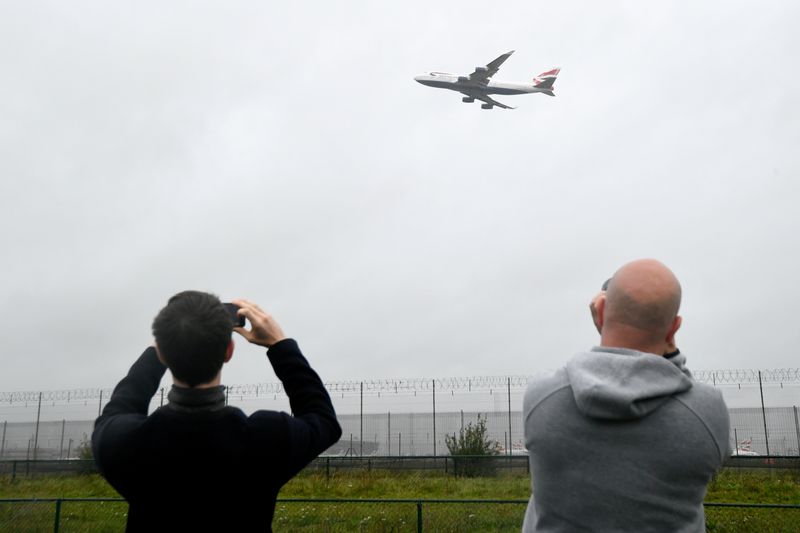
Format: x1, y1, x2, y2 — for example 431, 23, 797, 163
1, 369, 798, 404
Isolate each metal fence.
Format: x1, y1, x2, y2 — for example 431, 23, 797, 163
3, 455, 798, 484
1, 370, 799, 460
1, 498, 799, 532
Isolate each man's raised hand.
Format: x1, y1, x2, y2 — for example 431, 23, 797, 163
231, 299, 287, 348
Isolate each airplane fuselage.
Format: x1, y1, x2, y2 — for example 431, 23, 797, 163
414, 73, 547, 95
414, 51, 559, 109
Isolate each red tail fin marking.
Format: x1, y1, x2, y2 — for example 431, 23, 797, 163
534, 68, 560, 86
537, 68, 560, 78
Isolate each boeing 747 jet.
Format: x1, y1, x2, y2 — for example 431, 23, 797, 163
414, 51, 559, 110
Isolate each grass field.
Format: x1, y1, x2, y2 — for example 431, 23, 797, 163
1, 468, 799, 531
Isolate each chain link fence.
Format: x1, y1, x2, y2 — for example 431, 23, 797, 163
0, 499, 128, 532
704, 503, 800, 532
2, 498, 799, 532
1, 371, 799, 460
2, 455, 799, 482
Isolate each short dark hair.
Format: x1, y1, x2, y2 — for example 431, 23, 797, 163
152, 291, 233, 387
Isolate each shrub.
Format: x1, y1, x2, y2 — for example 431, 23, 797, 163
77, 433, 93, 460
445, 415, 500, 477
76, 433, 96, 475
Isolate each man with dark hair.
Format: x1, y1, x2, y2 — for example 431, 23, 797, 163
522, 259, 731, 532
151, 291, 236, 386
92, 292, 341, 532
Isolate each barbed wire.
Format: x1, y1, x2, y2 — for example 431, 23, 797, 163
693, 368, 800, 384
1, 369, 798, 404
0, 388, 115, 404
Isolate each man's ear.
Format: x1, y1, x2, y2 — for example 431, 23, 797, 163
593, 294, 606, 333
666, 315, 682, 342
154, 342, 167, 366
223, 339, 234, 364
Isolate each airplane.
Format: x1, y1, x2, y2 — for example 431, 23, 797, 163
414, 50, 559, 110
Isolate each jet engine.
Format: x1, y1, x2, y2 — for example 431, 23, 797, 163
481, 103, 493, 109
457, 76, 470, 83
462, 96, 475, 103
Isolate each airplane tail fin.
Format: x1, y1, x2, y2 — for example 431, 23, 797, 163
534, 68, 560, 91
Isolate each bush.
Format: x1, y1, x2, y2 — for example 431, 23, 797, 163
77, 433, 93, 460
445, 415, 500, 477
76, 433, 96, 475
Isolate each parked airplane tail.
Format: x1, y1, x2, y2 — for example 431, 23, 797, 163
534, 68, 560, 90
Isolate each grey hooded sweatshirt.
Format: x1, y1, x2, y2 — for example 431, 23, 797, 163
522, 347, 731, 532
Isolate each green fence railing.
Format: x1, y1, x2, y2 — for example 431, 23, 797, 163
3, 454, 798, 482
1, 498, 800, 532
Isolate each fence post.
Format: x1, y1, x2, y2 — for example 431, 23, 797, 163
758, 371, 770, 456
1, 420, 6, 459
399, 433, 402, 457
410, 412, 414, 455
793, 406, 800, 456
34, 392, 42, 460
59, 419, 66, 460
11, 460, 16, 482
360, 382, 363, 457
507, 378, 512, 456
53, 499, 62, 533
734, 428, 739, 456
432, 380, 436, 457
98, 390, 103, 417
416, 501, 423, 533
67, 439, 72, 460
388, 412, 391, 456
326, 456, 330, 480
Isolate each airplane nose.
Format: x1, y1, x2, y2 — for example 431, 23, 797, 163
413, 76, 423, 83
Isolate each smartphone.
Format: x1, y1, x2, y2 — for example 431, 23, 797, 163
223, 303, 246, 328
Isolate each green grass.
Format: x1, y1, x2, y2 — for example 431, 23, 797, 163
4, 468, 795, 502
283, 470, 531, 499
704, 470, 800, 532
1, 469, 798, 532
0, 474, 117, 499
707, 469, 800, 503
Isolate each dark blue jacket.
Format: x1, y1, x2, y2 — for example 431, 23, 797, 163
92, 339, 341, 532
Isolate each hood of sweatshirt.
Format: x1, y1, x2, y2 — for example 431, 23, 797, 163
565, 347, 694, 420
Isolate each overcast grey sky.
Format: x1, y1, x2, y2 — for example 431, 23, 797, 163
1, 1, 798, 392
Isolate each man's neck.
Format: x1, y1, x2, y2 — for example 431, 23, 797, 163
601, 327, 666, 356
172, 373, 222, 389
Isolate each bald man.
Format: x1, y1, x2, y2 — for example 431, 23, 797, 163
522, 259, 731, 533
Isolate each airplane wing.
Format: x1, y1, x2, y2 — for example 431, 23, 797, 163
468, 50, 514, 84
473, 93, 515, 110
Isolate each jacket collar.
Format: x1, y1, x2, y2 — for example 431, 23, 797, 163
166, 385, 226, 413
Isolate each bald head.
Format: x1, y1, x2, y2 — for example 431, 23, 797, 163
603, 259, 682, 348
